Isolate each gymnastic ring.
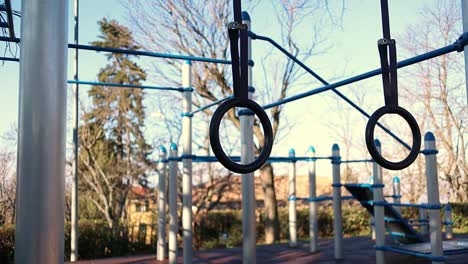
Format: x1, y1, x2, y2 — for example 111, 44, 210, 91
209, 97, 273, 174
365, 106, 421, 170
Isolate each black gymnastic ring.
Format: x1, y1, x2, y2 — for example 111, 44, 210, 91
209, 97, 273, 174
365, 106, 421, 170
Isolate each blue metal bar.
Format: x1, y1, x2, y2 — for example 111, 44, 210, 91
250, 32, 411, 150
340, 159, 373, 164
374, 201, 442, 210
0, 37, 232, 64
68, 43, 232, 64
0, 56, 19, 62
190, 96, 234, 115
375, 246, 445, 262
67, 80, 185, 92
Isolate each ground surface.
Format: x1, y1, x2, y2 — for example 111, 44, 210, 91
69, 236, 468, 264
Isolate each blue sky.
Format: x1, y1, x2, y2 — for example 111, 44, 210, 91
0, 0, 463, 181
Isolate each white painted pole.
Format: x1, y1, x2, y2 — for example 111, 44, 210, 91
168, 144, 179, 264
240, 11, 256, 264
419, 208, 429, 235
392, 176, 401, 214
423, 132, 443, 264
15, 0, 68, 263
308, 146, 318, 253
181, 60, 193, 263
157, 146, 168, 261
461, 0, 468, 104
373, 140, 385, 264
444, 204, 453, 240
332, 144, 343, 260
288, 149, 297, 247
70, 0, 80, 261
369, 176, 375, 240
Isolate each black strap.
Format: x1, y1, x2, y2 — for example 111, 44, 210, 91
378, 0, 398, 108
228, 0, 249, 102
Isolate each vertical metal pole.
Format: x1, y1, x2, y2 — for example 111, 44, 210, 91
240, 11, 256, 264
369, 176, 376, 240
308, 146, 318, 253
168, 144, 178, 264
332, 144, 343, 260
70, 0, 80, 261
461, 0, 468, 104
15, 0, 69, 263
157, 146, 168, 261
423, 132, 443, 264
181, 61, 193, 263
392, 176, 401, 214
373, 140, 385, 264
288, 149, 297, 247
444, 204, 453, 240
419, 208, 428, 235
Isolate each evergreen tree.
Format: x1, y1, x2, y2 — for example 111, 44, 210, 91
78, 18, 151, 229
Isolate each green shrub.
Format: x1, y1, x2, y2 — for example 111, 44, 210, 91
0, 225, 14, 264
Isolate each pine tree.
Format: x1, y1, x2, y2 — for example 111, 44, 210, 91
78, 18, 151, 230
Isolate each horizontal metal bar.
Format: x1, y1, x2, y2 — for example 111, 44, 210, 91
0, 56, 19, 62
68, 43, 231, 64
67, 80, 184, 92
0, 37, 232, 64
190, 96, 234, 115
0, 22, 8, 28
340, 159, 373, 164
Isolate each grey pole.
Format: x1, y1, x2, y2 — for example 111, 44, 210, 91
70, 0, 80, 261
157, 146, 168, 261
168, 144, 179, 264
15, 0, 69, 263
461, 0, 468, 104
392, 176, 401, 214
240, 11, 256, 264
288, 149, 297, 247
373, 140, 385, 264
331, 144, 343, 260
423, 132, 443, 264
419, 208, 429, 235
181, 60, 193, 263
444, 204, 453, 240
369, 176, 375, 240
308, 146, 318, 253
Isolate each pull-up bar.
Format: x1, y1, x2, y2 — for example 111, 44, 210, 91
67, 80, 188, 92
0, 36, 232, 64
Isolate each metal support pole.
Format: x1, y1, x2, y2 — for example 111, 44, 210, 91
423, 132, 443, 264
369, 176, 376, 240
70, 0, 80, 261
288, 149, 297, 247
308, 146, 318, 253
444, 204, 453, 240
157, 147, 168, 261
373, 140, 385, 264
419, 208, 429, 235
181, 61, 193, 263
332, 144, 343, 260
240, 12, 256, 264
461, 0, 468, 104
392, 176, 401, 214
168, 144, 179, 264
15, 0, 69, 263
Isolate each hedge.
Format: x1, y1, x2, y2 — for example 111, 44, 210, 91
1, 202, 467, 263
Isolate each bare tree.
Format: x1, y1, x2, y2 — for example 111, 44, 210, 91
398, 0, 467, 202
0, 124, 17, 225
125, 0, 334, 243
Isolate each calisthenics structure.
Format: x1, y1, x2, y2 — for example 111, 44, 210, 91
4, 0, 468, 264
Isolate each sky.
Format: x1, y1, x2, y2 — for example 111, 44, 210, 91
0, 0, 465, 188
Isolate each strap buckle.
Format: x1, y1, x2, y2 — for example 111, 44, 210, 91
227, 21, 247, 30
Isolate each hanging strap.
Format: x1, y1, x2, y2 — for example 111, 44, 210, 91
378, 0, 398, 109
228, 0, 248, 102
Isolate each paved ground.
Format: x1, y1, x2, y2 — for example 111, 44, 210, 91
69, 236, 468, 264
